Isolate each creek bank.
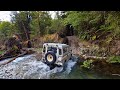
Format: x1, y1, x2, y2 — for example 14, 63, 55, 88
76, 54, 120, 76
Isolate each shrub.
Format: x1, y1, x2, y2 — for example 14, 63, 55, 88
81, 60, 93, 69
107, 56, 120, 63
0, 51, 5, 55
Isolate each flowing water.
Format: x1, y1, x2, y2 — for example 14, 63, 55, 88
64, 65, 120, 79
50, 56, 120, 79
0, 54, 120, 79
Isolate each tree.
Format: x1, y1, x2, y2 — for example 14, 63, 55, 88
30, 11, 52, 36
11, 11, 32, 48
11, 11, 32, 41
0, 21, 13, 39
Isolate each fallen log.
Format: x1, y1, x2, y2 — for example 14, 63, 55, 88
0, 50, 27, 66
80, 54, 107, 60
0, 48, 35, 61
0, 48, 35, 66
0, 54, 17, 61
112, 74, 120, 77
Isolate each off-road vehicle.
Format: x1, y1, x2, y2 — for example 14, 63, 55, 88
42, 43, 72, 67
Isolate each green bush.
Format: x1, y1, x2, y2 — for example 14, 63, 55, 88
0, 51, 4, 55
107, 56, 120, 63
81, 60, 93, 69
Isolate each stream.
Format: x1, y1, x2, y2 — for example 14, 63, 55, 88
59, 65, 120, 79
0, 54, 120, 79
50, 56, 120, 79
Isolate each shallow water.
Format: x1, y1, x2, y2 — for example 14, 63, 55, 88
50, 56, 120, 79
1, 54, 120, 79
50, 65, 120, 79
65, 65, 120, 79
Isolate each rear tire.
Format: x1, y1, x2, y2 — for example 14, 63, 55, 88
45, 51, 56, 65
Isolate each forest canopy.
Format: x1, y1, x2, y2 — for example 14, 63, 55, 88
0, 11, 120, 48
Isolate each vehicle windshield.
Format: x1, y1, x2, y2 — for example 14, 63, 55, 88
47, 47, 57, 53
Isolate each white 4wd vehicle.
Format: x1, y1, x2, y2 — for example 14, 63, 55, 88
42, 43, 72, 67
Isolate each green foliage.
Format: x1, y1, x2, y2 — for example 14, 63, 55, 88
61, 11, 120, 48
1, 11, 120, 49
11, 11, 32, 40
92, 35, 96, 40
48, 19, 64, 34
107, 56, 120, 63
30, 11, 52, 36
81, 60, 93, 69
0, 21, 14, 38
0, 50, 5, 55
